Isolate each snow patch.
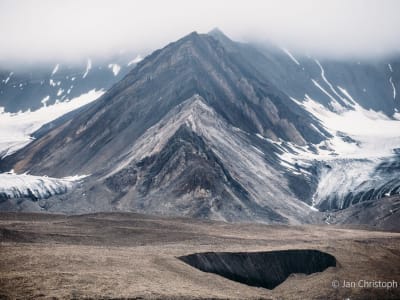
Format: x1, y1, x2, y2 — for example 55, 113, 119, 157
41, 96, 50, 107
108, 63, 121, 76
128, 54, 143, 66
2, 72, 13, 84
282, 48, 300, 65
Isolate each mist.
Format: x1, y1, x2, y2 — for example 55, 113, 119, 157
1, 0, 400, 67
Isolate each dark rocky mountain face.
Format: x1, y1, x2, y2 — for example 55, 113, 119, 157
1, 30, 399, 226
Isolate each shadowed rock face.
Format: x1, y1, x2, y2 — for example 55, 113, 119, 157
179, 250, 336, 289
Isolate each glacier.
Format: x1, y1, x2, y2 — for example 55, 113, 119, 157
284, 84, 400, 210
0, 171, 87, 201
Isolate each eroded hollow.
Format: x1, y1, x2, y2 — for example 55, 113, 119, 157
178, 249, 336, 289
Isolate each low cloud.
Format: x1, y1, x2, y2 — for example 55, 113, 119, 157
0, 0, 399, 66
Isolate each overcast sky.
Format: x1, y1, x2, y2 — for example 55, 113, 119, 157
1, 0, 400, 66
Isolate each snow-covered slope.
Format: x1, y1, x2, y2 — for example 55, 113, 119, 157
0, 89, 105, 158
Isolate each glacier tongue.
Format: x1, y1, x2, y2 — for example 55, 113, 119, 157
284, 87, 400, 210
313, 157, 400, 211
0, 171, 87, 201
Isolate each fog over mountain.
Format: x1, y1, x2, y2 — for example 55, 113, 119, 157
1, 0, 400, 67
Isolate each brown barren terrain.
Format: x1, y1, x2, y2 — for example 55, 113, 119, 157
0, 212, 399, 299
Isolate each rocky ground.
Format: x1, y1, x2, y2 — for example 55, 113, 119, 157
0, 212, 399, 299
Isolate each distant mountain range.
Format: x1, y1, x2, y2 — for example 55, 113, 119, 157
0, 53, 142, 113
0, 29, 399, 228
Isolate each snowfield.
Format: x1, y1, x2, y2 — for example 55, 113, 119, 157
0, 89, 105, 158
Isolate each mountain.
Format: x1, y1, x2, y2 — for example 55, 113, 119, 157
1, 30, 399, 227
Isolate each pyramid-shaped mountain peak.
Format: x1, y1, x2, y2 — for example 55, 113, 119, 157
208, 27, 230, 40
2, 31, 324, 178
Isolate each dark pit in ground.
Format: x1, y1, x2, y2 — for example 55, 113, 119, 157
178, 249, 336, 289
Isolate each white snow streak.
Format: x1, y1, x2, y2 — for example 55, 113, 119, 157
82, 59, 92, 79
314, 59, 354, 106
282, 48, 300, 65
311, 79, 346, 113
388, 63, 396, 99
3, 74, 12, 84
389, 77, 396, 99
51, 64, 59, 76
